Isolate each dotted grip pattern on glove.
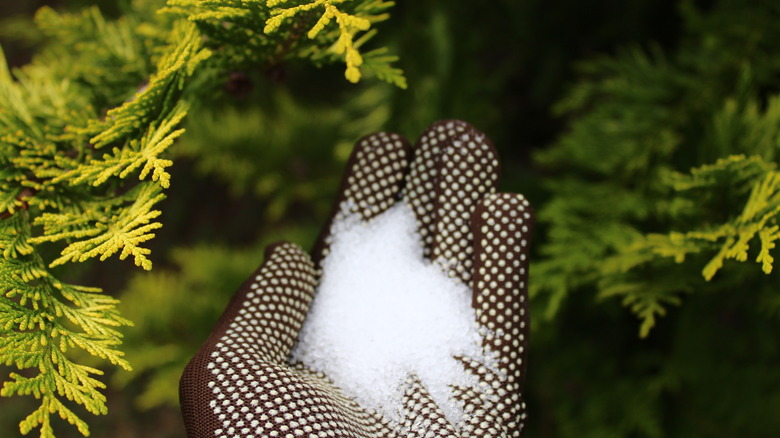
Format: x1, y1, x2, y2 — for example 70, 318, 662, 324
180, 120, 534, 438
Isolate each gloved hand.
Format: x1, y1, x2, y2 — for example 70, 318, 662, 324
179, 120, 534, 438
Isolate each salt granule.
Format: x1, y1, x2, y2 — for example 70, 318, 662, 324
290, 202, 491, 425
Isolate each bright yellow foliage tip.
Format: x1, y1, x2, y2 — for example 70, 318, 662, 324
264, 0, 372, 83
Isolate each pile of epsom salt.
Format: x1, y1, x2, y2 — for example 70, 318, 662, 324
290, 202, 490, 425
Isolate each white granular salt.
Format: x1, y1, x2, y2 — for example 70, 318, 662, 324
290, 202, 491, 425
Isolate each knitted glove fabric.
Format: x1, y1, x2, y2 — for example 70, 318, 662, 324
179, 120, 534, 438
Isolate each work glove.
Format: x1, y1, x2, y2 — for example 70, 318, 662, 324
179, 120, 534, 438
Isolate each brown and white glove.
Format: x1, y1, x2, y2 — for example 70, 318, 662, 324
179, 120, 534, 438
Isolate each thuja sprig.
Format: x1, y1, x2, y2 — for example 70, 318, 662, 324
0, 211, 132, 437
263, 0, 399, 84
0, 10, 205, 438
0, 0, 405, 435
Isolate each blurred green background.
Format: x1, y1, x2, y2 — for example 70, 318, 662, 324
2, 0, 779, 437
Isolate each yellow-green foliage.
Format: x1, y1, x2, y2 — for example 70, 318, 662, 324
165, 0, 405, 87
532, 0, 780, 337
0, 0, 402, 436
0, 211, 132, 437
265, 0, 371, 82
639, 155, 780, 281
523, 4, 780, 436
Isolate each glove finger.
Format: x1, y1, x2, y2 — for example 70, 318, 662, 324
454, 356, 524, 438
403, 120, 475, 259
470, 193, 534, 437
180, 242, 317, 437
312, 132, 411, 268
406, 121, 500, 282
399, 375, 459, 438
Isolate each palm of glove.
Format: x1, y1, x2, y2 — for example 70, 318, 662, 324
180, 121, 533, 438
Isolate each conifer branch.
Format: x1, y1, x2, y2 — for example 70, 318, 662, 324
1, 213, 131, 437
55, 104, 188, 189
31, 183, 165, 270
262, 0, 401, 84
0, 0, 404, 435
646, 157, 780, 280
72, 21, 209, 149
533, 1, 780, 336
